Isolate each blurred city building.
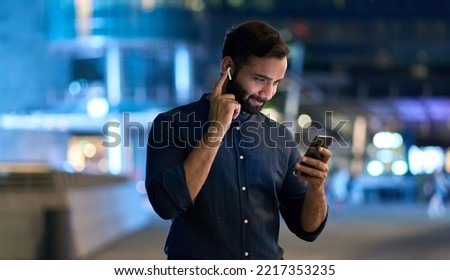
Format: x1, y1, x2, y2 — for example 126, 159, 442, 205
1, 0, 449, 259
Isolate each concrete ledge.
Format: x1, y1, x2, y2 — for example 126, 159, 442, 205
0, 167, 152, 259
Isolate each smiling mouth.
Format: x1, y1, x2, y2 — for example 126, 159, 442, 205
249, 96, 266, 106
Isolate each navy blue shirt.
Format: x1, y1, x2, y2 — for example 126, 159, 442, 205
145, 94, 327, 260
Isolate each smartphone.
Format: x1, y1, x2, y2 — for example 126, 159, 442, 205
299, 135, 333, 176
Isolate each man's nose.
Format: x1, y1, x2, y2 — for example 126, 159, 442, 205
260, 83, 276, 99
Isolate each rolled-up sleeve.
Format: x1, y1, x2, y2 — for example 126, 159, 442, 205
145, 114, 194, 220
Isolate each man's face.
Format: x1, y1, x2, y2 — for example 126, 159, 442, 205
225, 56, 287, 114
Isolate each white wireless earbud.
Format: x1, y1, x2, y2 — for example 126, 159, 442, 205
226, 67, 232, 80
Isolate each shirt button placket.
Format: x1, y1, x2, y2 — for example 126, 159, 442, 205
236, 124, 249, 259
243, 218, 250, 258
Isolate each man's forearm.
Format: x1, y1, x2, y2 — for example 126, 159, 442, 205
183, 129, 223, 201
300, 184, 328, 233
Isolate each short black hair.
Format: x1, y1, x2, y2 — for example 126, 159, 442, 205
222, 20, 289, 69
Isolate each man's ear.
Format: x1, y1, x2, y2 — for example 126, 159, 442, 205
221, 56, 234, 77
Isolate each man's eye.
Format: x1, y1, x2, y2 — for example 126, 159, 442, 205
255, 77, 266, 82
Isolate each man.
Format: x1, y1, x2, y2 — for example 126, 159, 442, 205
145, 20, 331, 260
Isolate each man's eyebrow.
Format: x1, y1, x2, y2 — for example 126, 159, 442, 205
255, 74, 272, 80
255, 73, 284, 82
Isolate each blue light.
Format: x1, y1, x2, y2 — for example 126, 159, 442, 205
174, 45, 191, 104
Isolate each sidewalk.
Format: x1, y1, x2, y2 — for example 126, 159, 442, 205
89, 202, 450, 260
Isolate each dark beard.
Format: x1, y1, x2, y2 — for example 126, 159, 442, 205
226, 79, 266, 114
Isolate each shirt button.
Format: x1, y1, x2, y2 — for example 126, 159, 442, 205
239, 155, 244, 160
244, 252, 249, 257
241, 186, 246, 191
236, 126, 241, 131
244, 219, 249, 224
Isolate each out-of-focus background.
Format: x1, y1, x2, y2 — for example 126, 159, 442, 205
1, 0, 450, 260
